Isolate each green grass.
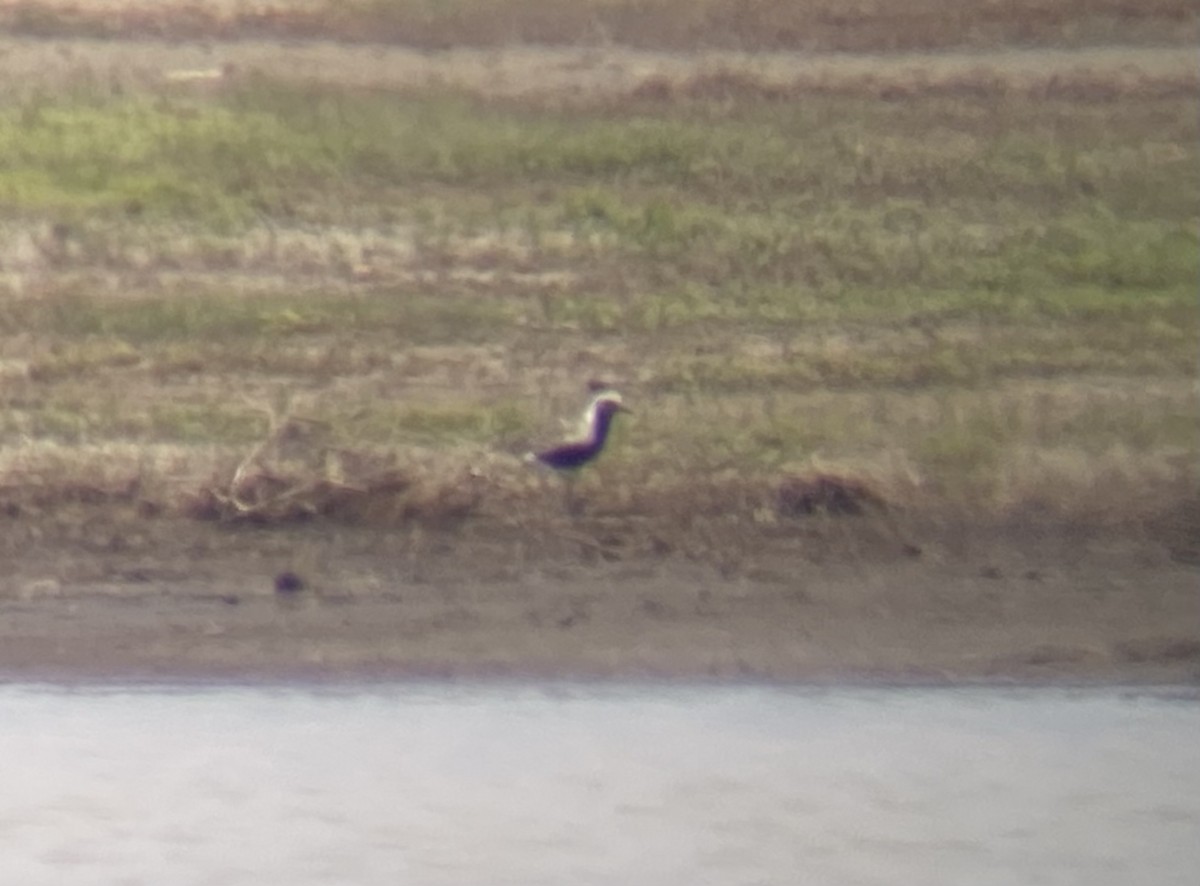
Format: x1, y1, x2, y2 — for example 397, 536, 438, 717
0, 64, 1195, 523
0, 99, 309, 225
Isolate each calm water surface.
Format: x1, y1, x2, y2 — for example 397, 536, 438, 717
2, 682, 1197, 886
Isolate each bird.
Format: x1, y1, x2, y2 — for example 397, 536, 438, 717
525, 388, 629, 513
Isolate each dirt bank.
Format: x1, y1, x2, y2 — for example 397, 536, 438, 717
2, 507, 1197, 683
1, 36, 1194, 101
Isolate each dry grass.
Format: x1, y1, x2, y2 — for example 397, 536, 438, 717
0, 24, 1195, 558
636, 60, 1200, 104
0, 393, 1191, 533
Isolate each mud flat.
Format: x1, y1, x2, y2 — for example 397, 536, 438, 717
2, 509, 1197, 683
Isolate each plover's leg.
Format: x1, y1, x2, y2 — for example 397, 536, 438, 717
563, 472, 582, 517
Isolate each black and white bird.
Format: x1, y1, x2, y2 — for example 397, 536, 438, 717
526, 388, 629, 512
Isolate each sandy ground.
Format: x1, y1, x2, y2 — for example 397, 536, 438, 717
0, 34, 1197, 684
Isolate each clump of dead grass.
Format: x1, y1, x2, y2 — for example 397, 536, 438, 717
775, 473, 889, 518
988, 444, 1198, 526
181, 401, 496, 526
0, 406, 1192, 572
0, 440, 218, 515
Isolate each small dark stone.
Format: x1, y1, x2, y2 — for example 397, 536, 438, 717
274, 571, 305, 594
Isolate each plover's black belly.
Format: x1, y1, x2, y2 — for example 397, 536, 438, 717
536, 441, 598, 470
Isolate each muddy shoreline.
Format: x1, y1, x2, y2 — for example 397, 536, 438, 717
2, 512, 1197, 684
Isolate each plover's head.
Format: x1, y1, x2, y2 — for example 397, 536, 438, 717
585, 388, 627, 415
581, 389, 629, 431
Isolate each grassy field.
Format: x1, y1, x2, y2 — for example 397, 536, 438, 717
0, 10, 1195, 546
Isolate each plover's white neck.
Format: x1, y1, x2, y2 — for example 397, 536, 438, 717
574, 390, 623, 442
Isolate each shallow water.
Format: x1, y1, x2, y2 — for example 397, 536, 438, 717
2, 683, 1198, 886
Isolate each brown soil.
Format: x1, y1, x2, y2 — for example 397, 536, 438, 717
2, 36, 1194, 102
0, 31, 1196, 684
2, 502, 1197, 684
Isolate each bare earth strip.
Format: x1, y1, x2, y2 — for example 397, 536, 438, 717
1, 37, 1195, 99
0, 34, 1196, 683
2, 514, 1198, 684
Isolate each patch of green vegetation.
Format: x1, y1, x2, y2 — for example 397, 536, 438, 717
141, 403, 267, 445
4, 287, 514, 350
0, 98, 323, 226
0, 387, 264, 447
24, 339, 143, 383
3, 88, 1195, 299
1045, 399, 1199, 455
1, 66, 1195, 521
332, 401, 529, 447
18, 290, 279, 341
915, 406, 1015, 485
